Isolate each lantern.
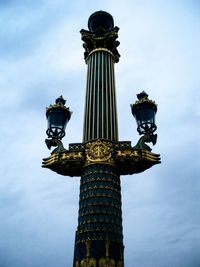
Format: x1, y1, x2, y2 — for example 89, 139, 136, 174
131, 91, 157, 135
46, 96, 71, 139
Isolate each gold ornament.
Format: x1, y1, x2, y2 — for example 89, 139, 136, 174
85, 140, 114, 166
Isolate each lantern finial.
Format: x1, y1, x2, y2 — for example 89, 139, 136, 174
137, 91, 148, 100
55, 95, 66, 105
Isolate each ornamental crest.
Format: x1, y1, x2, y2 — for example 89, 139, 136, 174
86, 140, 113, 164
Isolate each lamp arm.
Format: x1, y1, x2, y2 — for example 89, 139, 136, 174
45, 138, 67, 154
133, 134, 157, 152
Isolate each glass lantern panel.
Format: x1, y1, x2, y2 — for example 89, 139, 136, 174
135, 106, 155, 126
48, 110, 68, 130
47, 109, 69, 139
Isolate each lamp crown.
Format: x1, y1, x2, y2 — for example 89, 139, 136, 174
132, 91, 157, 112
137, 91, 148, 100
46, 96, 71, 114
55, 95, 66, 105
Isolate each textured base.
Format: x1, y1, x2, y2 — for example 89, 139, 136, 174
74, 240, 124, 267
73, 164, 124, 267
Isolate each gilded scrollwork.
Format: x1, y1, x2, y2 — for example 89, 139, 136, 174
115, 146, 160, 175
85, 140, 114, 166
42, 151, 84, 166
42, 138, 160, 176
61, 151, 84, 160
115, 149, 139, 159
42, 150, 85, 176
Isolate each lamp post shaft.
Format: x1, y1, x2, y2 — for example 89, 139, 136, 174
73, 11, 124, 267
83, 49, 118, 142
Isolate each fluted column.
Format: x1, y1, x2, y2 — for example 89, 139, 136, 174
83, 49, 118, 142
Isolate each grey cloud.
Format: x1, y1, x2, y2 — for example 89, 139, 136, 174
1, 1, 200, 267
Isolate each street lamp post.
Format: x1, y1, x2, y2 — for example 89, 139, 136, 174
42, 11, 160, 267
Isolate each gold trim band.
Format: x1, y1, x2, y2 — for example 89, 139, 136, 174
88, 48, 115, 60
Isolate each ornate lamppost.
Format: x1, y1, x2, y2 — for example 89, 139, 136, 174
42, 11, 160, 267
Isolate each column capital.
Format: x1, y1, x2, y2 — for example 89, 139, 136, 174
80, 27, 120, 63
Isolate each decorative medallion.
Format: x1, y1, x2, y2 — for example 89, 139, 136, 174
85, 140, 114, 165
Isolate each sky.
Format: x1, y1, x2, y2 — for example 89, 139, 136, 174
1, 0, 200, 266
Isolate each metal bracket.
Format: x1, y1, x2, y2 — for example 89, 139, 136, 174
45, 138, 67, 154
133, 134, 157, 151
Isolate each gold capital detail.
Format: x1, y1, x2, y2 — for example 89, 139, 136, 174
85, 140, 114, 166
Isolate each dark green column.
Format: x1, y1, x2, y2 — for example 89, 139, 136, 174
73, 11, 124, 267
74, 164, 124, 267
83, 49, 118, 142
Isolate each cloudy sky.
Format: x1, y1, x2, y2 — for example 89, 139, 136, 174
1, 0, 200, 266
